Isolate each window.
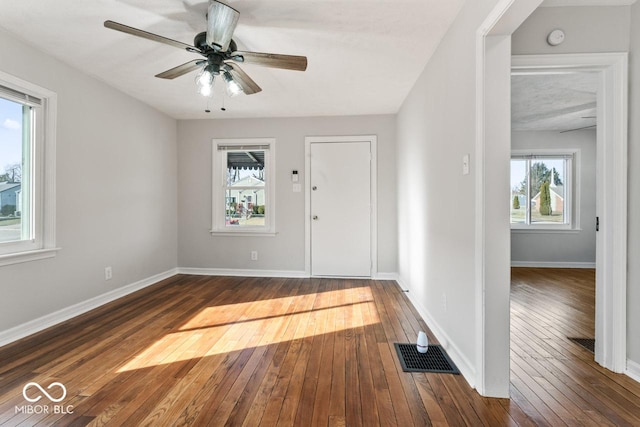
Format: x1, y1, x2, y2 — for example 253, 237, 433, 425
510, 151, 576, 229
211, 138, 275, 235
0, 72, 57, 266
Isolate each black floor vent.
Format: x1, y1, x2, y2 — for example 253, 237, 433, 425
394, 343, 460, 374
568, 337, 595, 353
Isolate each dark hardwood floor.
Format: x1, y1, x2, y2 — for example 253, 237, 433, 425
0, 270, 638, 426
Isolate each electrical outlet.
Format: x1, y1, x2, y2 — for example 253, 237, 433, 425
105, 266, 113, 281
251, 251, 258, 261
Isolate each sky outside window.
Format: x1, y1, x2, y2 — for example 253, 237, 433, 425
0, 97, 23, 173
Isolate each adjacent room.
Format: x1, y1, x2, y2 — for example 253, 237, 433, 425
1, 0, 639, 425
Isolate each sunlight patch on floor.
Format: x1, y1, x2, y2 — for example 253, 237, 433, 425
117, 287, 380, 372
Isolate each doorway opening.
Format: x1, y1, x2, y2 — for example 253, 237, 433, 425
475, 0, 628, 397
510, 69, 599, 363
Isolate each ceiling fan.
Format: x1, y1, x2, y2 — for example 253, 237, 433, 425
104, 0, 307, 97
560, 116, 597, 133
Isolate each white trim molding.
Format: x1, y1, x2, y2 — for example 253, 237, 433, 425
511, 261, 595, 269
477, 0, 629, 396
178, 267, 308, 278
0, 247, 61, 267
0, 70, 57, 266
475, 0, 546, 398
178, 268, 399, 281
210, 138, 276, 236
0, 268, 178, 348
627, 360, 640, 383
373, 272, 399, 281
512, 52, 628, 373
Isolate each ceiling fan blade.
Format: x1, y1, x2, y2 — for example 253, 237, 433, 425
206, 1, 240, 52
230, 51, 308, 71
104, 20, 198, 53
223, 61, 262, 95
560, 125, 597, 134
155, 60, 203, 79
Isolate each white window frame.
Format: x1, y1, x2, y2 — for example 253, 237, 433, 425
210, 138, 276, 236
510, 149, 580, 232
0, 71, 58, 267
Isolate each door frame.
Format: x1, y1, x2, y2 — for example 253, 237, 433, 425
511, 53, 629, 373
475, 0, 628, 397
304, 135, 378, 277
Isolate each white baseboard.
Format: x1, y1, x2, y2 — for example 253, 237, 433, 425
627, 359, 640, 383
511, 261, 596, 269
373, 272, 399, 281
396, 276, 476, 389
178, 267, 400, 280
0, 268, 178, 348
178, 267, 308, 278
0, 267, 401, 349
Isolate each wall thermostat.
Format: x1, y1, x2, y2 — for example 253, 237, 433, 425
547, 29, 565, 46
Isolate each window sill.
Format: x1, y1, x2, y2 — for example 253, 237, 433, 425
511, 228, 582, 234
209, 230, 277, 237
0, 247, 61, 267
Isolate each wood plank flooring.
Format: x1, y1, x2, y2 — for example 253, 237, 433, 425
0, 270, 638, 425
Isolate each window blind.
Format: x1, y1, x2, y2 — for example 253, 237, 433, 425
217, 144, 270, 151
0, 84, 42, 106
511, 154, 573, 160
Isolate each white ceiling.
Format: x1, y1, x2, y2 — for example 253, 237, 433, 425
0, 0, 465, 120
511, 72, 598, 132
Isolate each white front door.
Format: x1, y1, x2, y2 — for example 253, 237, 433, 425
310, 141, 371, 277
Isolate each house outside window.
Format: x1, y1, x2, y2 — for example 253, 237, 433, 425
510, 150, 577, 230
0, 72, 57, 265
211, 138, 275, 235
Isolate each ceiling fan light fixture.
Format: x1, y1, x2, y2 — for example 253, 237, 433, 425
198, 81, 214, 97
223, 71, 243, 97
206, 1, 240, 52
196, 65, 215, 87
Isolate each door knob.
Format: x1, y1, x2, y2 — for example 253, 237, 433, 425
313, 215, 318, 220
312, 186, 318, 191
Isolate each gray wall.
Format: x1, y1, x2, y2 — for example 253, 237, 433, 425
396, 1, 639, 389
511, 130, 597, 265
177, 115, 397, 274
513, 4, 639, 368
512, 6, 630, 54
628, 0, 640, 368
396, 0, 503, 383
0, 29, 178, 332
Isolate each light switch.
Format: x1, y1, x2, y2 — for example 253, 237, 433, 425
293, 183, 302, 192
462, 154, 470, 175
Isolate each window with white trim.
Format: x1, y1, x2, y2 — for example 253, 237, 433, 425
510, 152, 576, 229
0, 73, 57, 265
211, 138, 275, 235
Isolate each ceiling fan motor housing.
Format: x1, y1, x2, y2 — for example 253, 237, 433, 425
206, 1, 240, 52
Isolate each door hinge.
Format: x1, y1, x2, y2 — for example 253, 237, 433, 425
596, 216, 599, 232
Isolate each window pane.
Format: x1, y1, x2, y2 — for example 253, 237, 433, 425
510, 159, 527, 224
226, 150, 265, 188
225, 188, 266, 227
224, 149, 266, 228
0, 96, 28, 243
530, 159, 566, 224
